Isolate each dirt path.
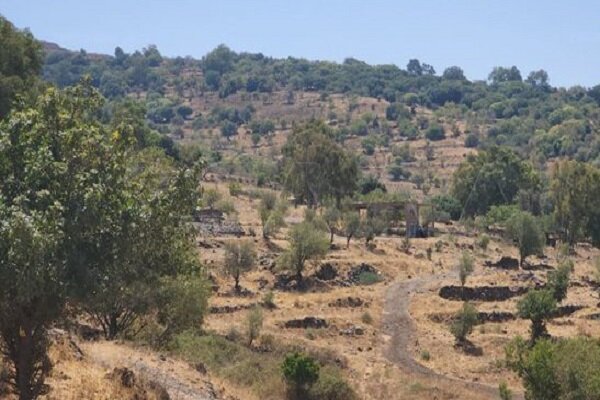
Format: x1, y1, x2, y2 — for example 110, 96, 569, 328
82, 341, 218, 400
382, 273, 524, 400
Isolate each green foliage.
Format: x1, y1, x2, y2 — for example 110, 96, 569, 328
551, 160, 600, 246
357, 271, 382, 285
431, 194, 462, 221
498, 381, 512, 400
0, 16, 43, 118
322, 206, 341, 243
262, 290, 276, 309
279, 222, 329, 281
281, 353, 320, 396
358, 174, 387, 195
506, 211, 545, 266
223, 240, 256, 292
202, 188, 222, 209
0, 81, 205, 398
228, 181, 243, 196
457, 252, 474, 287
341, 211, 361, 248
425, 123, 445, 141
246, 306, 263, 346
452, 147, 538, 216
282, 121, 358, 207
450, 302, 479, 343
259, 191, 287, 239
309, 366, 356, 400
506, 336, 600, 400
547, 261, 571, 303
359, 215, 386, 245
155, 273, 209, 345
485, 204, 520, 226
477, 234, 490, 250
517, 289, 557, 342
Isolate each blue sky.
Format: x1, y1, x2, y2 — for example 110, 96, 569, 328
2, 0, 599, 87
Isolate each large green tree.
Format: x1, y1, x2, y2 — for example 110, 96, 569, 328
451, 146, 538, 217
0, 17, 42, 118
282, 121, 358, 207
0, 81, 205, 399
551, 160, 600, 246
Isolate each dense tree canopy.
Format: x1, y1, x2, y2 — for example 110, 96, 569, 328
451, 147, 539, 217
0, 16, 42, 118
282, 121, 358, 207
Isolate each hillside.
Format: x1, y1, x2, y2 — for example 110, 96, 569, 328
3, 14, 600, 400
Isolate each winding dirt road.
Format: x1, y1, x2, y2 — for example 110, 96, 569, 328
382, 273, 524, 400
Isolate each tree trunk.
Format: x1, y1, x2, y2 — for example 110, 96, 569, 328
234, 274, 240, 293
329, 231, 334, 244
346, 236, 351, 249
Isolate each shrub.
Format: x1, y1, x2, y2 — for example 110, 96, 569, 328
358, 271, 382, 285
246, 306, 263, 346
450, 302, 479, 343
477, 234, 490, 250
309, 367, 356, 400
464, 133, 480, 148
498, 381, 512, 400
547, 261, 571, 303
457, 251, 474, 287
262, 290, 276, 309
361, 312, 373, 325
228, 181, 243, 196
202, 188, 221, 209
420, 350, 431, 361
425, 123, 445, 141
281, 353, 320, 398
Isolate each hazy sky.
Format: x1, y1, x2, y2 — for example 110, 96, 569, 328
2, 0, 599, 87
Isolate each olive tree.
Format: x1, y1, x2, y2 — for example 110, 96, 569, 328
506, 211, 545, 267
517, 289, 557, 342
279, 222, 329, 282
341, 211, 361, 248
450, 302, 479, 344
223, 240, 256, 292
457, 251, 474, 287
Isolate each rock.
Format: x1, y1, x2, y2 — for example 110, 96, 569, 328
340, 325, 365, 336
439, 285, 530, 301
284, 317, 328, 329
484, 256, 519, 270
328, 297, 367, 308
347, 263, 383, 285
315, 263, 338, 281
193, 208, 245, 237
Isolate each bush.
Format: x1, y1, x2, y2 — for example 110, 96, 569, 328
262, 290, 276, 309
498, 381, 512, 400
358, 271, 382, 285
425, 124, 445, 141
228, 181, 243, 196
457, 251, 474, 287
450, 302, 479, 343
361, 312, 373, 324
281, 353, 320, 398
547, 261, 571, 303
246, 306, 263, 346
477, 234, 490, 250
309, 367, 356, 400
464, 133, 480, 148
